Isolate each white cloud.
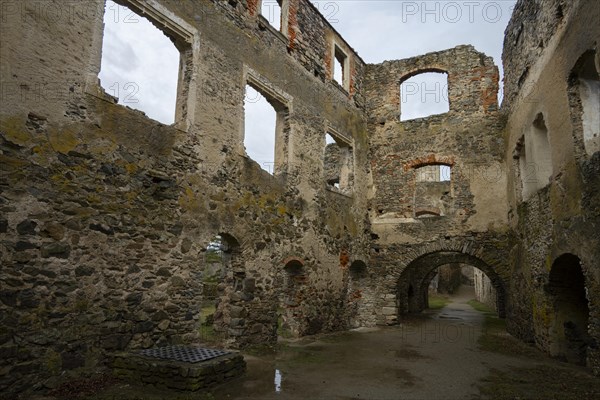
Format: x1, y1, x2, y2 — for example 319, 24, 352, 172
99, 0, 179, 124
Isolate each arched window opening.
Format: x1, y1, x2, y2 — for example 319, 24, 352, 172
415, 164, 452, 182
547, 254, 590, 365
400, 72, 449, 121
349, 260, 367, 281
99, 0, 181, 125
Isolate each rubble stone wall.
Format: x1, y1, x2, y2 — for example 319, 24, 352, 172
363, 45, 510, 326
0, 0, 370, 394
502, 0, 600, 373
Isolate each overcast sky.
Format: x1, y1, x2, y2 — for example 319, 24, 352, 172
99, 0, 517, 171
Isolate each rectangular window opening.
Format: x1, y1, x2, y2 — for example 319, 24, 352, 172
324, 131, 354, 194
261, 0, 286, 33
415, 165, 452, 182
99, 0, 193, 127
333, 44, 349, 91
244, 83, 289, 176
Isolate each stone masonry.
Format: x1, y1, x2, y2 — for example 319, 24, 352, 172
0, 0, 599, 396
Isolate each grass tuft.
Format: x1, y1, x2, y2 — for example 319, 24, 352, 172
428, 293, 451, 309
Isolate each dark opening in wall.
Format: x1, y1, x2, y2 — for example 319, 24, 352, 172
349, 260, 367, 280
400, 72, 449, 121
547, 254, 590, 365
99, 0, 181, 125
324, 130, 354, 194
278, 259, 305, 338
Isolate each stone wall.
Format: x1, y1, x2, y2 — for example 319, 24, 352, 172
363, 45, 510, 326
1, 0, 599, 396
0, 0, 370, 394
502, 0, 600, 374
474, 268, 497, 312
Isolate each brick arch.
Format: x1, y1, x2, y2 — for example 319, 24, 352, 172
398, 67, 449, 85
282, 256, 304, 268
403, 154, 456, 171
396, 249, 507, 318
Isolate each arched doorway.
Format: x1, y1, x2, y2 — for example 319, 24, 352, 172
277, 258, 306, 339
347, 260, 368, 328
547, 254, 591, 365
200, 233, 241, 344
397, 251, 506, 318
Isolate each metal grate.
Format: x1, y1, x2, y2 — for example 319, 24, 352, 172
139, 346, 230, 363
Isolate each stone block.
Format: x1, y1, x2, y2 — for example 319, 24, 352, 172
381, 307, 396, 316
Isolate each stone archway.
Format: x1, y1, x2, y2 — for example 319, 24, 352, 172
396, 250, 507, 318
276, 258, 307, 338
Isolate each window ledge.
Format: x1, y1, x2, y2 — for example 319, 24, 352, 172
326, 186, 353, 198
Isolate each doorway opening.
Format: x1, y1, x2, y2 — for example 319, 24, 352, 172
547, 254, 590, 365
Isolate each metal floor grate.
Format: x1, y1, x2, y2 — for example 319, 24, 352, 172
139, 346, 230, 363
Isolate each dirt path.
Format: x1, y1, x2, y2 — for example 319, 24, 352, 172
209, 286, 518, 399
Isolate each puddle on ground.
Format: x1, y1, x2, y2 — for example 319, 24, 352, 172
274, 369, 282, 393
87, 290, 509, 400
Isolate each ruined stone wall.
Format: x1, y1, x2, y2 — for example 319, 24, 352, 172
363, 45, 510, 325
502, 0, 600, 374
0, 0, 370, 394
502, 0, 574, 111
474, 268, 497, 312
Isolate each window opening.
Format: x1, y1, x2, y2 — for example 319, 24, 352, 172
261, 0, 283, 32
244, 85, 277, 174
400, 72, 449, 121
332, 45, 349, 91
99, 0, 180, 124
415, 165, 452, 182
413, 164, 452, 217
324, 131, 354, 194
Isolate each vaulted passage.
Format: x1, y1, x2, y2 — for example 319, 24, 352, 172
397, 251, 506, 319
